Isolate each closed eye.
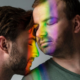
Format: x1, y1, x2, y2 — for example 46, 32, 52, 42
46, 18, 58, 25
28, 43, 32, 46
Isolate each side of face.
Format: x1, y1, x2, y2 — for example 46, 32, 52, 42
3, 27, 39, 75
25, 27, 39, 75
8, 30, 29, 75
33, 0, 74, 56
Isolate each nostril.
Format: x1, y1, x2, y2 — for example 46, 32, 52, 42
37, 30, 48, 38
32, 53, 39, 57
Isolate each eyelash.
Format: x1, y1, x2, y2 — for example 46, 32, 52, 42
28, 43, 32, 46
46, 19, 58, 25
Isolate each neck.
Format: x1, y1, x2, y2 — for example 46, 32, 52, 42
0, 64, 14, 80
53, 38, 80, 74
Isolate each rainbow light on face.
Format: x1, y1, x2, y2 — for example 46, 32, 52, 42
35, 0, 58, 56
24, 0, 58, 77
25, 27, 39, 75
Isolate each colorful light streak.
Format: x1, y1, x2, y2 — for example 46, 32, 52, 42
33, 0, 58, 56
30, 64, 50, 80
25, 27, 39, 75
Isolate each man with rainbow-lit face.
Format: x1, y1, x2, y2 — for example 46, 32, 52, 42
0, 6, 39, 80
25, 26, 39, 75
22, 0, 80, 80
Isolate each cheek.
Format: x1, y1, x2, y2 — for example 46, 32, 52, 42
23, 42, 28, 54
27, 41, 37, 59
27, 46, 31, 58
47, 24, 59, 41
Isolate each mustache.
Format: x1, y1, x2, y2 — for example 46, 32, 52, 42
37, 36, 53, 43
27, 57, 34, 63
28, 38, 36, 46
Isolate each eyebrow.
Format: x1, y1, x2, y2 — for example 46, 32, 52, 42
34, 17, 58, 25
33, 23, 39, 26
42, 17, 58, 22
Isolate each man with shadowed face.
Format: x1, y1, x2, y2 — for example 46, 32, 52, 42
0, 6, 39, 80
22, 0, 80, 80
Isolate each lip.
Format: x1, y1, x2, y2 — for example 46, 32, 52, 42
28, 58, 34, 63
28, 58, 34, 68
40, 40, 52, 47
29, 59, 34, 63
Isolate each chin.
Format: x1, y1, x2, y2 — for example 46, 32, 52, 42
25, 68, 31, 75
41, 45, 56, 56
14, 69, 25, 75
24, 63, 32, 75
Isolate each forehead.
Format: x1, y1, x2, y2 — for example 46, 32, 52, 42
16, 27, 35, 42
33, 0, 66, 22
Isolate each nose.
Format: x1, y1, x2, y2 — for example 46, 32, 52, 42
31, 41, 39, 57
36, 24, 48, 38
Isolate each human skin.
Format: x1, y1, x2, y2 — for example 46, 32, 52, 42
33, 0, 73, 56
25, 27, 39, 75
22, 0, 80, 80
33, 0, 80, 74
0, 27, 39, 80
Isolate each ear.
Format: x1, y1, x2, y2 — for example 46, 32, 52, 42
0, 36, 8, 53
73, 15, 80, 33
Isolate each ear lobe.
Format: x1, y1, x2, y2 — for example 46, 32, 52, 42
74, 15, 80, 33
0, 36, 8, 53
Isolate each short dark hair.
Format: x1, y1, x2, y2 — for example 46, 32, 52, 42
32, 0, 80, 20
32, 0, 46, 8
0, 6, 33, 41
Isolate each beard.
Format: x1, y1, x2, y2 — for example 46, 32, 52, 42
53, 22, 74, 58
37, 21, 74, 58
9, 43, 27, 75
